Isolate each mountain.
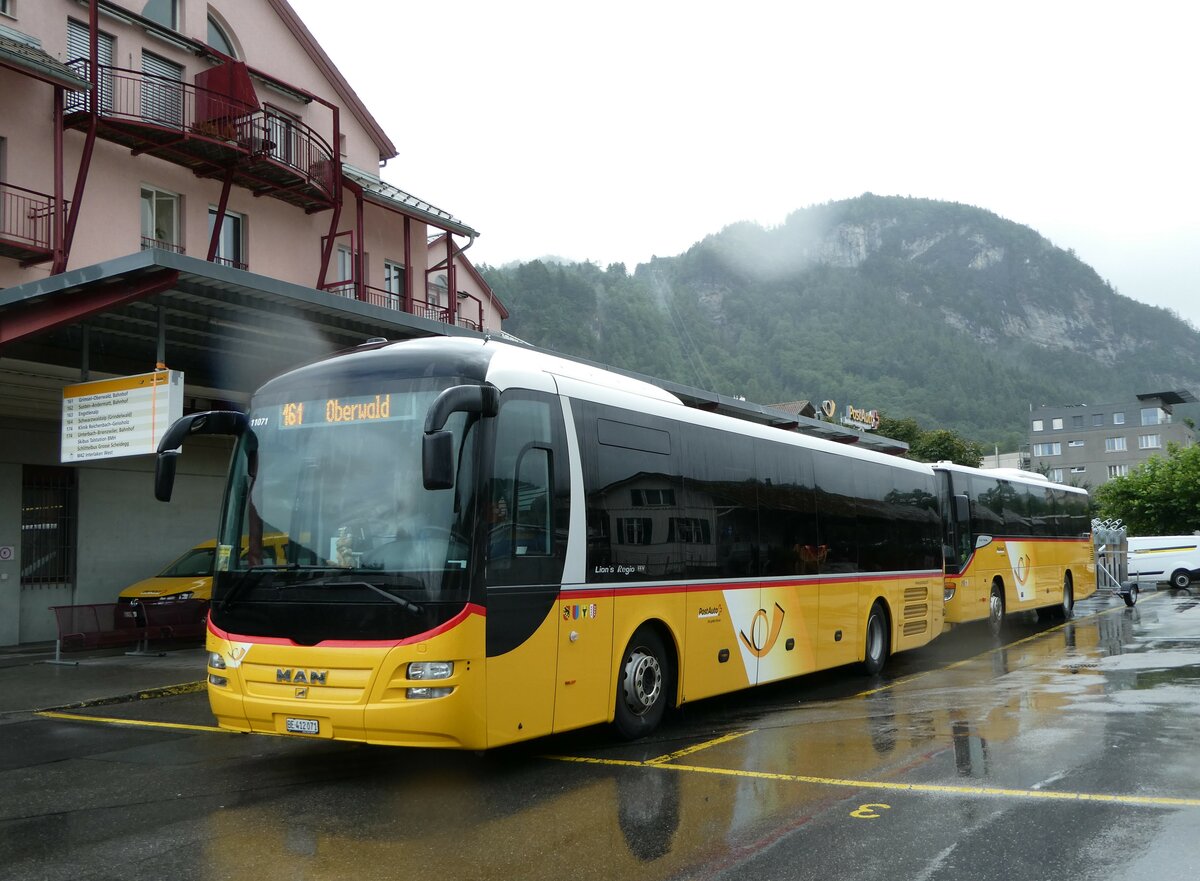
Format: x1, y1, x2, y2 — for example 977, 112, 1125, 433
481, 194, 1200, 449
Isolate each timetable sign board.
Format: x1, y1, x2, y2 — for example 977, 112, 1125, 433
61, 371, 184, 463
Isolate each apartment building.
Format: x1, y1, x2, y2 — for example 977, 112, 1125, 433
1027, 391, 1197, 486
0, 0, 506, 644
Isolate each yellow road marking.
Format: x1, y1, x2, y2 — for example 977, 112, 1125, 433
645, 729, 755, 765
545, 753, 1200, 809
36, 710, 230, 735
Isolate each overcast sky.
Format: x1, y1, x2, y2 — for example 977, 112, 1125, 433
288, 0, 1199, 327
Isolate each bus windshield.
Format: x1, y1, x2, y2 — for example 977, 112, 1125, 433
211, 377, 480, 643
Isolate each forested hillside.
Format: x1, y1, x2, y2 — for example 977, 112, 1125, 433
481, 195, 1200, 449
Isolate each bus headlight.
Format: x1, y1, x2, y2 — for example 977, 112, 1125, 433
944, 586, 956, 602
407, 661, 453, 699
408, 661, 453, 680
208, 652, 227, 670
208, 674, 228, 687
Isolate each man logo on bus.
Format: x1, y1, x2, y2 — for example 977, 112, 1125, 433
739, 603, 786, 658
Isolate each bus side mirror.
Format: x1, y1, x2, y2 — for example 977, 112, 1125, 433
423, 431, 456, 490
422, 384, 499, 490
155, 451, 179, 502
155, 410, 248, 502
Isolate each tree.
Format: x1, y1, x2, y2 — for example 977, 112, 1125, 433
909, 429, 984, 468
877, 414, 983, 467
1094, 443, 1200, 535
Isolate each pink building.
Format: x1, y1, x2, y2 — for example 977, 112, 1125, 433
0, 0, 506, 645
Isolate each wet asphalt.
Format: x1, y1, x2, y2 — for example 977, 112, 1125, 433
2, 588, 1199, 881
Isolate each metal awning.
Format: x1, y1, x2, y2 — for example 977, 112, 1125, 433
342, 165, 479, 237
0, 249, 478, 395
1136, 390, 1198, 407
0, 27, 91, 91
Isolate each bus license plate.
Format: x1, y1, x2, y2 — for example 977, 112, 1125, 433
285, 717, 319, 735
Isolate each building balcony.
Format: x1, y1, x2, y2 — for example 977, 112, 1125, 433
0, 181, 63, 264
326, 282, 476, 330
63, 62, 337, 213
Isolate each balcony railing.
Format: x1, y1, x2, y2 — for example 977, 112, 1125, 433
140, 236, 185, 254
0, 182, 61, 256
64, 61, 337, 209
325, 283, 474, 329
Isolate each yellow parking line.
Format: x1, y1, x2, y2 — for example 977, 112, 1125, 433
36, 710, 230, 734
545, 753, 1200, 809
645, 730, 755, 765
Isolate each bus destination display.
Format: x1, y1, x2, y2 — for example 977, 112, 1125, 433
280, 394, 395, 428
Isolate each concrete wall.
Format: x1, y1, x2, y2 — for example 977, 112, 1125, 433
0, 414, 231, 644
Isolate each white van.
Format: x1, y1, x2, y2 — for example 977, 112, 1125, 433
1127, 535, 1200, 589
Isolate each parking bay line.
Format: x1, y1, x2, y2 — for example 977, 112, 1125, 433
545, 753, 1200, 809
36, 710, 231, 735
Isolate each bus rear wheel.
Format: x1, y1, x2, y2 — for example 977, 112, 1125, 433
614, 626, 671, 740
988, 584, 1006, 638
861, 601, 889, 676
1059, 574, 1074, 620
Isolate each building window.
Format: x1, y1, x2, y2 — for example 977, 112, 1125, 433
66, 19, 115, 114
667, 517, 712, 544
1105, 437, 1128, 453
1139, 434, 1162, 450
1093, 414, 1104, 427
0, 0, 12, 18
141, 51, 184, 127
631, 488, 676, 507
1108, 464, 1129, 479
142, 0, 178, 29
1051, 417, 1064, 430
1068, 440, 1084, 448
1141, 407, 1167, 426
264, 105, 298, 166
1072, 415, 1084, 429
140, 186, 182, 252
208, 207, 245, 269
383, 260, 405, 308
1032, 420, 1044, 432
1070, 466, 1087, 474
1048, 468, 1064, 483
21, 466, 76, 585
1113, 412, 1125, 425
616, 517, 652, 545
326, 244, 355, 296
207, 13, 236, 57
1033, 442, 1061, 456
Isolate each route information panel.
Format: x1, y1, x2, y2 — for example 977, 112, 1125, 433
61, 371, 184, 463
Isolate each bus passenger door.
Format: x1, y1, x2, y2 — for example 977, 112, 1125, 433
484, 391, 570, 747
555, 590, 614, 731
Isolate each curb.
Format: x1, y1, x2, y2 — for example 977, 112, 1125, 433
40, 680, 206, 713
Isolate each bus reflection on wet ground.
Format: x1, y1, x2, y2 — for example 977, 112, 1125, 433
179, 591, 1200, 881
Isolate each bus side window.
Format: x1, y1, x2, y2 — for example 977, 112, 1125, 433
514, 446, 551, 556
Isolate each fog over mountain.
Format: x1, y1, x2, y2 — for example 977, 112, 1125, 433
482, 195, 1200, 449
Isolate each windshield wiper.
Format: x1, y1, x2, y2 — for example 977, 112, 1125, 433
328, 580, 424, 615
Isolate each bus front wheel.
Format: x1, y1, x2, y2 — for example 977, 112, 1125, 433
988, 584, 1006, 638
614, 626, 671, 740
861, 601, 889, 676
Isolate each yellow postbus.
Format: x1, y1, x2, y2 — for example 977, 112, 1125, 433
155, 337, 944, 749
936, 463, 1095, 635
